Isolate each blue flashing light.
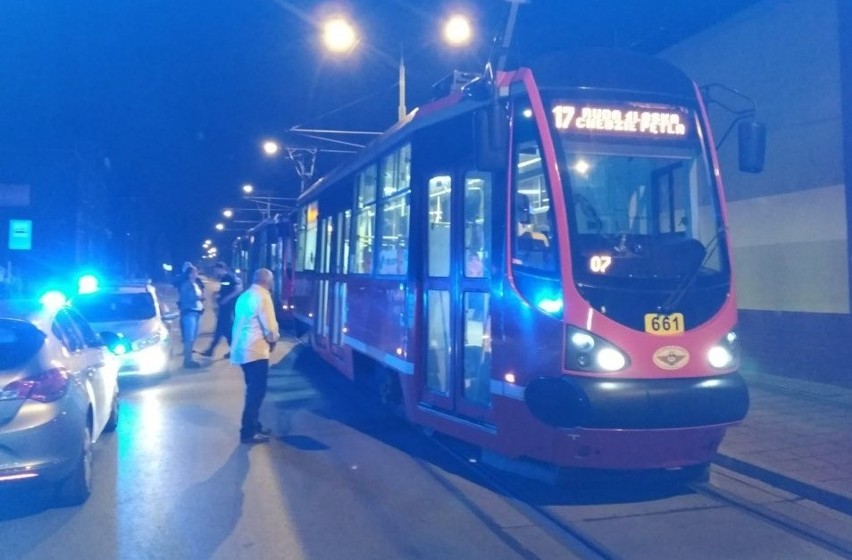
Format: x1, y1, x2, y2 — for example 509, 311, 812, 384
536, 296, 563, 315
77, 274, 100, 295
40, 290, 68, 310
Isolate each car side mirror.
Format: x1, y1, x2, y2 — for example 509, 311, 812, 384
738, 119, 766, 173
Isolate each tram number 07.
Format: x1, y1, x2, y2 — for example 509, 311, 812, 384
589, 255, 612, 274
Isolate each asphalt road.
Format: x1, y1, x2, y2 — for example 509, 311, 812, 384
1, 314, 850, 560
0, 318, 580, 560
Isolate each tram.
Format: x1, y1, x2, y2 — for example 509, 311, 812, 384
290, 49, 762, 470
230, 215, 296, 316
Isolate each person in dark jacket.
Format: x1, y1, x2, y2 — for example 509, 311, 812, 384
201, 261, 243, 358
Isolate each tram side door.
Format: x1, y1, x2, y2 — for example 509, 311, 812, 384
315, 211, 349, 357
420, 170, 495, 423
315, 215, 333, 345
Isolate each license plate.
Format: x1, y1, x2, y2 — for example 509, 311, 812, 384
644, 313, 685, 335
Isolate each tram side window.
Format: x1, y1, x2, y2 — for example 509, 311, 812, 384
465, 172, 492, 278
378, 193, 410, 275
513, 105, 557, 273
302, 202, 319, 271
380, 143, 412, 197
377, 144, 412, 276
353, 166, 377, 274
295, 209, 307, 272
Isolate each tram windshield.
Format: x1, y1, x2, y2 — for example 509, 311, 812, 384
547, 99, 728, 284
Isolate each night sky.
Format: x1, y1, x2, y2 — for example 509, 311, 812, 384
0, 0, 757, 273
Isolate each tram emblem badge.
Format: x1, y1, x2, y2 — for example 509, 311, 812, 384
653, 346, 690, 370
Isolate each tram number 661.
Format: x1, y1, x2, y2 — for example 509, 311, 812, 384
589, 255, 612, 274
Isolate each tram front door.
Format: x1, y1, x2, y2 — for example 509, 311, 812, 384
419, 169, 494, 425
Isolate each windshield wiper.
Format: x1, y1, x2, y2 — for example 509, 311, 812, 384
660, 226, 726, 314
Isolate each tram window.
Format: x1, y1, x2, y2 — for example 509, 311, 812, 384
381, 144, 412, 197
358, 164, 377, 206
463, 292, 491, 406
337, 210, 351, 274
295, 208, 308, 272
426, 290, 451, 395
465, 172, 492, 278
303, 202, 319, 271
353, 167, 377, 274
428, 175, 452, 277
512, 101, 558, 274
513, 141, 557, 273
377, 193, 410, 275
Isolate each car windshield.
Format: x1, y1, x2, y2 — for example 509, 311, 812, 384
73, 292, 156, 322
548, 98, 727, 283
0, 319, 45, 370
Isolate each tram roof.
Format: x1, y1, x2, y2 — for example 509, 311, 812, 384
299, 49, 697, 204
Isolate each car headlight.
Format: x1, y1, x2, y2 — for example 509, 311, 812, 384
565, 326, 629, 373
708, 330, 739, 370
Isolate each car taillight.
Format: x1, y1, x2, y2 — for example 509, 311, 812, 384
0, 368, 69, 403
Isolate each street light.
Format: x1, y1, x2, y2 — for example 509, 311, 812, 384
444, 14, 473, 46
322, 17, 358, 53
222, 209, 234, 219
242, 183, 254, 194
204, 239, 212, 245
320, 13, 474, 121
215, 223, 225, 231
262, 140, 280, 156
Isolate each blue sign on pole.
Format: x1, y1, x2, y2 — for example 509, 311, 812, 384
9, 219, 33, 251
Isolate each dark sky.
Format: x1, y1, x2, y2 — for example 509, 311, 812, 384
0, 0, 757, 271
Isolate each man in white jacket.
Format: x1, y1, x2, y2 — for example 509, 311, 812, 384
231, 268, 280, 444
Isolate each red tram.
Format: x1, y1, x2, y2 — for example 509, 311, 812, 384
290, 50, 759, 470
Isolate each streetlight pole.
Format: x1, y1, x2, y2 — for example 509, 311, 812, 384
398, 47, 406, 121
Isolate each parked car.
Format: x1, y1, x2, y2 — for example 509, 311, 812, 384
72, 282, 176, 377
0, 296, 120, 505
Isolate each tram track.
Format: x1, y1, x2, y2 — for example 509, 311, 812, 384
688, 478, 852, 559
426, 436, 620, 560
429, 430, 852, 560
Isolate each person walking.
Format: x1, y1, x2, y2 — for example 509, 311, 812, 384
178, 265, 205, 369
201, 261, 243, 359
231, 268, 280, 444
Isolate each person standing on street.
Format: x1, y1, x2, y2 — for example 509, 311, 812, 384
201, 261, 243, 359
178, 265, 205, 369
231, 268, 280, 444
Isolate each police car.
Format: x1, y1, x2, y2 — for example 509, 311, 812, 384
72, 279, 176, 377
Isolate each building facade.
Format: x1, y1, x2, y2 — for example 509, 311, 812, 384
663, 0, 852, 385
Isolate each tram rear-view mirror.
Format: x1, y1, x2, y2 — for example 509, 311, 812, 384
738, 119, 766, 174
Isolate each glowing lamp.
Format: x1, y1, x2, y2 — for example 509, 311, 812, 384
77, 274, 99, 295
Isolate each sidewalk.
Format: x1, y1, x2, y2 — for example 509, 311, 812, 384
717, 369, 852, 510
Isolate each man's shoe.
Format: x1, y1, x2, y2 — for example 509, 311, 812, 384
240, 432, 270, 444
224, 352, 231, 360
200, 349, 214, 357
183, 361, 202, 369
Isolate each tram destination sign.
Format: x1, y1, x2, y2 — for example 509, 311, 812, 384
552, 103, 690, 138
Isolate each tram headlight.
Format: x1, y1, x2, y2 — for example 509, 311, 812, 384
565, 326, 629, 373
708, 329, 739, 370
597, 347, 627, 372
